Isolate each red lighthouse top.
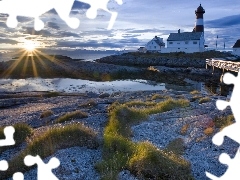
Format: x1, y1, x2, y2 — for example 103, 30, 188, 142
195, 4, 205, 14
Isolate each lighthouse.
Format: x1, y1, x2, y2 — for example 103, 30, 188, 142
194, 4, 205, 32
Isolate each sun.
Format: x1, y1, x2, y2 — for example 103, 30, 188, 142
24, 41, 36, 52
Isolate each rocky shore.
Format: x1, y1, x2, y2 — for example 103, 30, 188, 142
0, 51, 236, 179
0, 52, 230, 83
0, 89, 235, 180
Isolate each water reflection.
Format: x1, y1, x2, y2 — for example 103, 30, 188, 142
181, 79, 233, 97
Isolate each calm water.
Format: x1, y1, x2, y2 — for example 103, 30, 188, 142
0, 77, 232, 97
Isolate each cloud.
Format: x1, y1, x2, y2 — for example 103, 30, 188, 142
59, 31, 80, 37
46, 22, 60, 30
0, 38, 18, 44
0, 22, 7, 29
56, 40, 123, 49
72, 1, 90, 10
119, 38, 140, 44
23, 27, 53, 37
17, 16, 33, 23
205, 14, 240, 28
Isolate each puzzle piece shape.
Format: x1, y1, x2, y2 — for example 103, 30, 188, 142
206, 148, 240, 179
212, 71, 240, 146
216, 70, 240, 121
0, 160, 8, 171
0, 126, 15, 146
206, 70, 240, 179
0, 0, 79, 31
12, 172, 24, 180
24, 155, 60, 180
0, 0, 122, 30
78, 0, 123, 30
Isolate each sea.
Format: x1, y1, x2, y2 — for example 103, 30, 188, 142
0, 50, 232, 97
0, 49, 124, 62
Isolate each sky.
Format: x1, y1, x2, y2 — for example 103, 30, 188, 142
0, 0, 240, 56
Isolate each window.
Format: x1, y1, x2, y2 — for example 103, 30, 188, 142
177, 42, 180, 44
154, 46, 156, 49
178, 48, 180, 49
193, 41, 197, 44
169, 42, 173, 44
185, 41, 189, 44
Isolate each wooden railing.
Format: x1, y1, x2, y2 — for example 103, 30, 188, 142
206, 58, 240, 72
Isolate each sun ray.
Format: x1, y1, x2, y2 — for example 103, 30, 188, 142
1, 50, 28, 78
31, 55, 38, 77
21, 55, 30, 77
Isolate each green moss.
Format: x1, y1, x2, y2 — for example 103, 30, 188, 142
97, 98, 193, 179
40, 110, 53, 118
213, 115, 234, 130
0, 123, 32, 147
2, 123, 98, 179
151, 94, 165, 100
128, 141, 193, 180
190, 90, 200, 95
56, 110, 88, 123
199, 97, 211, 104
165, 138, 185, 156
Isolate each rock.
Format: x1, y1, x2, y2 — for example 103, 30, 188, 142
118, 170, 139, 180
99, 93, 110, 98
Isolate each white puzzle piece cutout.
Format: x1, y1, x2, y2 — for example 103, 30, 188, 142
0, 126, 15, 172
206, 149, 240, 180
24, 155, 60, 180
0, 160, 8, 171
206, 70, 240, 179
0, 126, 15, 146
0, 0, 123, 31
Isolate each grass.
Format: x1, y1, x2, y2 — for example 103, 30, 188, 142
199, 97, 211, 104
165, 138, 185, 156
40, 110, 53, 118
96, 98, 193, 179
204, 127, 214, 136
79, 99, 97, 108
213, 115, 234, 130
128, 141, 191, 180
191, 95, 202, 102
180, 124, 189, 135
2, 123, 98, 179
147, 66, 159, 72
151, 93, 165, 100
190, 90, 200, 95
0, 123, 32, 146
56, 110, 88, 123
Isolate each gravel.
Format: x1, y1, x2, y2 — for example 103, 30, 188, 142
0, 90, 235, 180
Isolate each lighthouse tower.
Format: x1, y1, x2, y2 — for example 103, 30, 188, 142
194, 4, 205, 32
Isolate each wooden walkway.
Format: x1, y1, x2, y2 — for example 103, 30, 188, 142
206, 58, 240, 72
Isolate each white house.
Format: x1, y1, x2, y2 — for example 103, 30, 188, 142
162, 30, 205, 53
232, 39, 240, 56
145, 36, 165, 52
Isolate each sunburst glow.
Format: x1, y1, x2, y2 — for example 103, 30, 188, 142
24, 41, 36, 52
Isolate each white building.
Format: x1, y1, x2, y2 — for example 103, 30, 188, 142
161, 30, 205, 53
145, 36, 165, 52
232, 39, 240, 56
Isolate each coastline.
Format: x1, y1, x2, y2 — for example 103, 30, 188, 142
0, 89, 233, 180
0, 51, 235, 179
